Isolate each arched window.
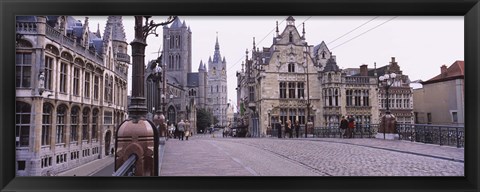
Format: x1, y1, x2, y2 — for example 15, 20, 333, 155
42, 103, 53, 146
71, 106, 80, 142
56, 105, 67, 144
82, 108, 90, 141
92, 109, 99, 142
44, 56, 54, 90
289, 31, 293, 43
16, 101, 31, 147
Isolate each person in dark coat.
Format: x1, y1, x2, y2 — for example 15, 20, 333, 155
294, 120, 300, 138
286, 120, 293, 138
276, 118, 282, 138
347, 115, 355, 138
340, 116, 349, 138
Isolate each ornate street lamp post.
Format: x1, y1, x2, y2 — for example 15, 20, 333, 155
115, 16, 176, 176
303, 45, 311, 138
377, 72, 399, 140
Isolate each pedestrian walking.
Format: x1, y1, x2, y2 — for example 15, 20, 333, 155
177, 119, 185, 140
184, 120, 191, 140
172, 123, 178, 139
340, 116, 348, 138
294, 120, 300, 138
347, 115, 355, 138
275, 118, 282, 138
285, 120, 293, 138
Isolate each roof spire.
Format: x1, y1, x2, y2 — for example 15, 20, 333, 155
253, 37, 256, 50
302, 22, 305, 38
276, 21, 279, 36
96, 23, 101, 38
215, 31, 219, 50
374, 62, 377, 77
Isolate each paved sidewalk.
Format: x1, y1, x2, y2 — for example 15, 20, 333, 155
160, 137, 254, 176
57, 156, 114, 176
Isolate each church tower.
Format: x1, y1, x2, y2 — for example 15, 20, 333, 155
162, 17, 192, 87
207, 34, 228, 127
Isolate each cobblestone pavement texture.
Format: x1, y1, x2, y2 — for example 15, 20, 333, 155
161, 134, 464, 176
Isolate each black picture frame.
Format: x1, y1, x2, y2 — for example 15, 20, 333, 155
2, 0, 479, 192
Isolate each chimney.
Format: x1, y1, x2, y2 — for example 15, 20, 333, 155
360, 64, 368, 76
441, 65, 447, 77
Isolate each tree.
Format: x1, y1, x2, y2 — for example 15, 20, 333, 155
196, 108, 212, 133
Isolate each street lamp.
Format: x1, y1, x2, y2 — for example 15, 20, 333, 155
303, 45, 311, 138
378, 72, 398, 140
267, 109, 271, 135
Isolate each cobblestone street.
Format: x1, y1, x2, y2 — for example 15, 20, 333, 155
160, 134, 464, 176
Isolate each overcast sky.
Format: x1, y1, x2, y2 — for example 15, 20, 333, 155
82, 16, 463, 110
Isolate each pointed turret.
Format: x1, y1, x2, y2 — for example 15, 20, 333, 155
170, 16, 182, 28
104, 16, 127, 42
212, 33, 222, 63
323, 54, 340, 72
198, 60, 205, 71
182, 20, 187, 28
96, 23, 101, 38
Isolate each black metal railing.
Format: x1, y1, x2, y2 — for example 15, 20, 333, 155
312, 124, 378, 138
266, 123, 464, 148
112, 154, 137, 176
396, 123, 464, 148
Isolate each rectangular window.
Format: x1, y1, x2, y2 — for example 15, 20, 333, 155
452, 112, 458, 123
104, 111, 113, 125
16, 104, 31, 147
346, 90, 352, 106
298, 109, 305, 125
44, 56, 53, 90
16, 52, 32, 88
59, 62, 67, 93
288, 82, 295, 98
279, 82, 287, 99
297, 82, 304, 99
427, 113, 432, 124
288, 63, 295, 72
73, 68, 80, 96
363, 91, 369, 106
94, 76, 99, 100
17, 161, 26, 170
248, 86, 255, 102
84, 72, 90, 98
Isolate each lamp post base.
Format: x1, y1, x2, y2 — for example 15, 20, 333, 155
375, 133, 399, 140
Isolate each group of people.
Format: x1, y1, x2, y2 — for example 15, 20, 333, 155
274, 119, 302, 139
168, 119, 192, 141
272, 115, 356, 139
339, 115, 356, 138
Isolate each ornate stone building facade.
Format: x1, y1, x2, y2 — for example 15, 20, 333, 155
236, 16, 413, 137
15, 16, 129, 176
